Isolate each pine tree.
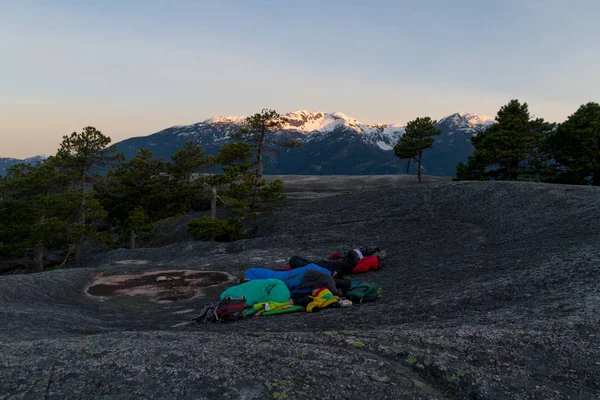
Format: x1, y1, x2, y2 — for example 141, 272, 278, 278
546, 102, 600, 185
168, 141, 208, 212
0, 158, 76, 273
188, 141, 286, 242
459, 100, 554, 181
394, 117, 441, 183
169, 141, 207, 183
56, 127, 120, 265
122, 206, 153, 248
232, 109, 300, 188
205, 142, 255, 211
96, 149, 172, 224
187, 143, 254, 242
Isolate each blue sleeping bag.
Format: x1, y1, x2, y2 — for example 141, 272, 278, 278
244, 264, 331, 292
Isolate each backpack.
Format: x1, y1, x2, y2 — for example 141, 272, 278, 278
346, 283, 383, 303
191, 297, 247, 323
358, 246, 380, 257
343, 249, 363, 268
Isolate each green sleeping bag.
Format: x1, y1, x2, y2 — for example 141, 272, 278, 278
220, 279, 290, 308
261, 305, 304, 316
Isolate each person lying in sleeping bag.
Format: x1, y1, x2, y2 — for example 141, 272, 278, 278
284, 256, 355, 278
244, 264, 329, 287
243, 264, 345, 297
220, 278, 290, 317
285, 249, 381, 278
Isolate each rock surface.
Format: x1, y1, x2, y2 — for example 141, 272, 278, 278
1, 179, 599, 399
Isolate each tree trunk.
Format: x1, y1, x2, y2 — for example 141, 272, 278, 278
184, 173, 192, 212
74, 236, 83, 267
32, 241, 44, 274
58, 248, 73, 269
75, 170, 87, 266
210, 187, 217, 241
130, 230, 136, 249
512, 159, 520, 181
417, 152, 423, 183
256, 129, 266, 186
210, 187, 217, 219
31, 214, 46, 273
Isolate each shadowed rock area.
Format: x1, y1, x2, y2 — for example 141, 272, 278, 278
1, 178, 599, 399
86, 270, 232, 302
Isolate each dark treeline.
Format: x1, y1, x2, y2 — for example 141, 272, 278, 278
0, 109, 287, 273
393, 100, 600, 185
456, 100, 600, 184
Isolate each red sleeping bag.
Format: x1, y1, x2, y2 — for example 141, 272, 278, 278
351, 255, 379, 274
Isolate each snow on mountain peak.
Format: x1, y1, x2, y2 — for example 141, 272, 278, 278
438, 112, 496, 130
281, 110, 367, 133
330, 111, 351, 120
193, 110, 495, 135
171, 110, 493, 149
204, 115, 246, 125
191, 110, 393, 135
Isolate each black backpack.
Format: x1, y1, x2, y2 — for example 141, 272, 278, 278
343, 246, 381, 268
344, 249, 363, 268
359, 246, 380, 257
191, 297, 247, 323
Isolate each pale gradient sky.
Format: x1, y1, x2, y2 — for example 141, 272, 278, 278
1, 0, 599, 158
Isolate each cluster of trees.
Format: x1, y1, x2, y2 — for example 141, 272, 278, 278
0, 109, 292, 273
457, 100, 600, 184
392, 100, 600, 185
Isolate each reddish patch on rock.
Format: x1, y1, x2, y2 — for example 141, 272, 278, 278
86, 270, 231, 302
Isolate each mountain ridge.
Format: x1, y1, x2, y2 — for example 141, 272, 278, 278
1, 111, 495, 176
0, 155, 48, 175
170, 110, 493, 136
117, 110, 495, 176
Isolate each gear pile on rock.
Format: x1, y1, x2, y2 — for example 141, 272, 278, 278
191, 246, 386, 323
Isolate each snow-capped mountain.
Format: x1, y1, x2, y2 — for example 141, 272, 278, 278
437, 112, 496, 131
116, 110, 494, 176
0, 155, 47, 176
167, 110, 406, 150
278, 111, 406, 151
2, 111, 494, 176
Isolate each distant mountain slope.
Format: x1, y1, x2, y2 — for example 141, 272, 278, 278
116, 110, 495, 176
0, 156, 47, 176
2, 111, 494, 176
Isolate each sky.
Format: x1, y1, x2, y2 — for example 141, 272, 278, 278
1, 0, 599, 158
